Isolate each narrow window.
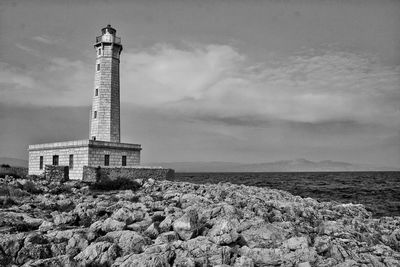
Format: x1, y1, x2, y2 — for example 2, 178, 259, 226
69, 154, 74, 170
97, 63, 100, 71
52, 155, 59, 166
95, 88, 98, 96
94, 111, 97, 119
39, 156, 43, 170
122, 155, 127, 166
92, 136, 96, 140
98, 48, 101, 55
104, 155, 110, 166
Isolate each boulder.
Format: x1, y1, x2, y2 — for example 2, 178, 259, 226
21, 255, 76, 267
173, 209, 202, 241
105, 230, 149, 255
74, 241, 118, 266
240, 223, 287, 248
175, 236, 232, 266
101, 218, 126, 232
111, 207, 144, 224
155, 231, 179, 245
208, 218, 239, 245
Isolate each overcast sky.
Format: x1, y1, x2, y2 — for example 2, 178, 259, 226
0, 0, 399, 166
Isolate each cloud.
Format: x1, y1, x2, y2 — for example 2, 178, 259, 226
32, 35, 58, 45
121, 45, 400, 128
3, 43, 400, 130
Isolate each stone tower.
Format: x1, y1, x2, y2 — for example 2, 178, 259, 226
90, 25, 122, 143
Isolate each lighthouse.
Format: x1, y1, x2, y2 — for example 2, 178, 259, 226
28, 25, 142, 179
90, 24, 122, 143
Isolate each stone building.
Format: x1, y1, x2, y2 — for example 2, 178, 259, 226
28, 25, 142, 180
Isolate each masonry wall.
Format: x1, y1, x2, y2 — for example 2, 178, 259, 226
82, 166, 175, 183
29, 145, 89, 180
88, 146, 140, 168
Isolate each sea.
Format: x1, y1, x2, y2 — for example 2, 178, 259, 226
171, 172, 400, 218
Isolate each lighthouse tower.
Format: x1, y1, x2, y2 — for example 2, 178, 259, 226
90, 24, 122, 143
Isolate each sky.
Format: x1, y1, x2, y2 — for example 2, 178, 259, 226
0, 0, 399, 166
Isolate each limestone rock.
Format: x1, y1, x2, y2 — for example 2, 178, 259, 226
105, 230, 149, 255
74, 241, 118, 266
173, 209, 201, 241
101, 218, 126, 232
208, 218, 239, 245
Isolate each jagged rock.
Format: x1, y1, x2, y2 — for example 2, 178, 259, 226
74, 241, 119, 266
155, 231, 179, 244
283, 236, 309, 251
101, 218, 126, 232
159, 215, 174, 233
53, 212, 77, 226
105, 230, 149, 255
207, 218, 239, 245
21, 255, 77, 267
111, 207, 144, 224
240, 223, 287, 248
112, 248, 175, 267
175, 236, 232, 266
233, 256, 255, 267
39, 220, 54, 232
144, 222, 160, 239
15, 233, 52, 265
127, 219, 153, 232
239, 246, 284, 266
0, 232, 26, 265
173, 209, 201, 241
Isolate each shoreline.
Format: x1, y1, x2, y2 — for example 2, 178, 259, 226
1, 176, 399, 266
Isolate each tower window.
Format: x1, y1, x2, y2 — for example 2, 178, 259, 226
104, 155, 110, 166
98, 48, 101, 55
52, 155, 59, 166
95, 88, 98, 96
122, 155, 127, 166
97, 64, 100, 71
69, 154, 74, 170
39, 156, 43, 170
94, 111, 97, 118
92, 136, 96, 140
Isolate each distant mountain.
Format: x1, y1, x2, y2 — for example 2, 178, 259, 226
0, 157, 28, 167
147, 159, 400, 172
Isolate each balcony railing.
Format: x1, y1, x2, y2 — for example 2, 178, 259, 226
95, 35, 121, 44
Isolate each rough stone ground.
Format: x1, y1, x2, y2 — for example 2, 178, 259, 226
0, 176, 399, 266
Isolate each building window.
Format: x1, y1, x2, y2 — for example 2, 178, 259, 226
69, 154, 74, 170
104, 155, 110, 166
97, 63, 100, 71
39, 156, 43, 170
52, 155, 59, 166
92, 136, 96, 140
94, 111, 97, 118
95, 88, 98, 96
98, 48, 101, 55
122, 155, 127, 166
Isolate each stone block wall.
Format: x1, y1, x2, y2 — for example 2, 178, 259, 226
82, 166, 175, 183
45, 165, 69, 182
88, 146, 140, 168
29, 140, 141, 180
28, 140, 89, 180
0, 166, 28, 178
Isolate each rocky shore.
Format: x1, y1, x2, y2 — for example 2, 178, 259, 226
1, 176, 399, 266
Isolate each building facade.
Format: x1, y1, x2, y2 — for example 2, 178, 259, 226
28, 25, 141, 180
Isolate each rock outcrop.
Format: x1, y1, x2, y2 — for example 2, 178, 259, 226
0, 175, 399, 266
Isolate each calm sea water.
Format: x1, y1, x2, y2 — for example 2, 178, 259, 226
171, 172, 400, 218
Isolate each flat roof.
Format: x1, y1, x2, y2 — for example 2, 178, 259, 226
28, 139, 141, 151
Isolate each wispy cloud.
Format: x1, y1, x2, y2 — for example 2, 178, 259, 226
32, 35, 57, 45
